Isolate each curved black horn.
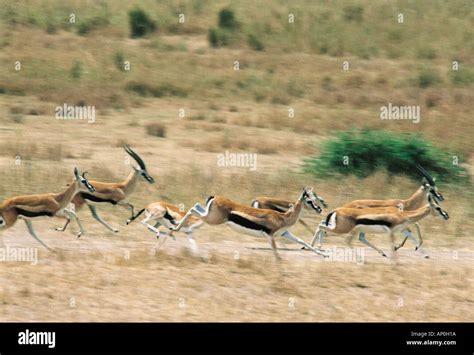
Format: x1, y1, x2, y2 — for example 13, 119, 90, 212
124, 145, 147, 170
416, 164, 435, 186
81, 171, 88, 179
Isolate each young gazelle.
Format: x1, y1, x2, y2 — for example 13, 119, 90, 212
57, 145, 155, 234
331, 165, 444, 254
311, 195, 449, 258
0, 168, 95, 249
251, 190, 327, 234
171, 188, 327, 260
126, 201, 203, 253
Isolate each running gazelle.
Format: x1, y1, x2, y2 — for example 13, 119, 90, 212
311, 194, 449, 258
171, 188, 327, 260
127, 201, 203, 253
312, 165, 445, 256
0, 168, 95, 249
57, 145, 155, 234
251, 190, 327, 234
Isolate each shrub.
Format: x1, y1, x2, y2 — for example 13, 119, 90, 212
70, 61, 83, 79
77, 15, 110, 36
128, 7, 157, 38
417, 47, 437, 60
304, 129, 466, 181
125, 82, 187, 98
451, 68, 474, 87
208, 27, 232, 47
114, 51, 126, 71
418, 68, 441, 88
218, 8, 237, 30
247, 33, 264, 51
146, 122, 166, 138
343, 5, 364, 22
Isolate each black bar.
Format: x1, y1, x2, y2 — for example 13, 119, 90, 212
0, 323, 472, 353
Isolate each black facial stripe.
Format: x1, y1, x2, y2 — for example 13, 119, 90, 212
80, 192, 118, 205
356, 218, 392, 228
228, 212, 271, 234
15, 208, 53, 218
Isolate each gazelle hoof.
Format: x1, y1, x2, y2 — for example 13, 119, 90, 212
381, 252, 387, 257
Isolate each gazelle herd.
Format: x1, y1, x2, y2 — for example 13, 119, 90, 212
0, 147, 449, 260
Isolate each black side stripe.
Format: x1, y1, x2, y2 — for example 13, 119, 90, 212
356, 218, 392, 228
80, 192, 118, 205
228, 212, 271, 234
15, 208, 53, 218
163, 210, 177, 225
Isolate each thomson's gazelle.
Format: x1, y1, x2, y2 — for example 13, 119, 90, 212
127, 201, 203, 253
58, 145, 155, 234
312, 195, 449, 258
171, 188, 327, 260
251, 190, 327, 234
0, 168, 95, 249
334, 165, 445, 256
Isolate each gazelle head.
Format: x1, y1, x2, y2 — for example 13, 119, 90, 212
124, 145, 155, 184
73, 167, 96, 193
427, 195, 449, 220
416, 164, 444, 203
300, 187, 324, 214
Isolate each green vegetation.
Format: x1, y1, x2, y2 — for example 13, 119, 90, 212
304, 130, 467, 181
128, 7, 157, 38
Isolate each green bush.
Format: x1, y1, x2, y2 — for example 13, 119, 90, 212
70, 61, 83, 79
125, 82, 187, 98
343, 5, 364, 22
128, 7, 156, 38
451, 68, 474, 86
208, 27, 231, 47
304, 129, 466, 181
218, 8, 237, 30
113, 51, 126, 71
247, 33, 264, 51
418, 68, 441, 88
77, 14, 110, 36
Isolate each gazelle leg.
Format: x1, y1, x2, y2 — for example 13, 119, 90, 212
310, 225, 322, 247
118, 202, 135, 220
281, 230, 327, 257
413, 223, 424, 250
63, 209, 85, 238
140, 219, 161, 238
55, 217, 71, 232
398, 229, 429, 258
88, 205, 119, 233
172, 202, 210, 232
60, 209, 83, 238
185, 231, 199, 254
22, 218, 53, 251
358, 232, 387, 257
263, 232, 281, 261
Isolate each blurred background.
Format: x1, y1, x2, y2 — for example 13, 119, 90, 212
0, 0, 472, 322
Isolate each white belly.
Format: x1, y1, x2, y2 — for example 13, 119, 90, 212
354, 225, 391, 234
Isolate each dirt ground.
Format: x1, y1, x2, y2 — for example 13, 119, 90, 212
0, 215, 472, 322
